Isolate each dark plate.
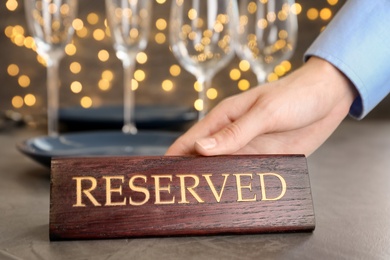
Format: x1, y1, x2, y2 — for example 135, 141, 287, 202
17, 131, 180, 167
59, 105, 197, 131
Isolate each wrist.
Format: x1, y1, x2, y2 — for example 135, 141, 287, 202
302, 57, 358, 116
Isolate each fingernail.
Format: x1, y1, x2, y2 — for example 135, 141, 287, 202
196, 138, 217, 151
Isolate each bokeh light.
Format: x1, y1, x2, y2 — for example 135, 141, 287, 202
194, 99, 203, 111
12, 96, 24, 108
206, 88, 218, 100
7, 64, 19, 76
162, 79, 174, 92
80, 96, 93, 108
24, 94, 36, 106
1, 0, 343, 118
70, 81, 83, 93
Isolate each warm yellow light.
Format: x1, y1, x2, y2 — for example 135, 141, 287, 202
70, 81, 82, 93
98, 49, 110, 62
257, 19, 268, 30
162, 79, 174, 92
7, 64, 19, 76
238, 79, 250, 91
155, 32, 166, 44
13, 34, 25, 47
12, 96, 24, 108
327, 0, 338, 5
65, 43, 77, 56
60, 4, 70, 15
48, 3, 58, 14
239, 60, 250, 72
105, 27, 111, 37
206, 88, 218, 100
102, 70, 114, 81
290, 3, 302, 15
18, 75, 30, 88
274, 65, 286, 76
281, 60, 292, 72
156, 18, 167, 31
169, 64, 181, 77
72, 18, 84, 31
12, 25, 24, 36
267, 12, 276, 23
24, 94, 36, 106
6, 0, 18, 11
307, 8, 319, 20
87, 13, 99, 25
23, 36, 35, 49
188, 9, 197, 20
156, 0, 166, 4
136, 52, 148, 64
134, 70, 146, 81
267, 73, 279, 82
194, 99, 203, 111
247, 2, 257, 14
93, 29, 105, 41
98, 79, 111, 91
278, 30, 288, 39
37, 55, 47, 67
277, 10, 288, 21
76, 27, 88, 38
80, 96, 93, 108
131, 79, 139, 91
194, 81, 202, 92
320, 8, 332, 20
70, 62, 82, 74
130, 28, 139, 39
274, 39, 286, 50
229, 69, 241, 81
4, 26, 13, 38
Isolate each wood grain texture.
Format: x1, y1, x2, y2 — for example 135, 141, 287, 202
50, 155, 315, 240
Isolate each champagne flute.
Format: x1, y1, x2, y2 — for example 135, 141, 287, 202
170, 0, 238, 120
235, 0, 298, 84
105, 0, 152, 134
24, 0, 78, 136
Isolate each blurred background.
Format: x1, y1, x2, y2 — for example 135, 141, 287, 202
1, 0, 388, 132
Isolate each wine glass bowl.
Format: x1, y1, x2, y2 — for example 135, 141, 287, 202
170, 0, 238, 120
24, 0, 78, 136
235, 0, 298, 84
105, 0, 152, 134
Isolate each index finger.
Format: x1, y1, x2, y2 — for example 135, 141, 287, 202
165, 90, 259, 155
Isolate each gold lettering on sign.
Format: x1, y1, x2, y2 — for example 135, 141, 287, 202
258, 173, 287, 201
71, 171, 288, 207
203, 174, 229, 202
177, 174, 204, 203
152, 175, 175, 204
73, 177, 101, 207
233, 173, 256, 202
103, 176, 127, 206
129, 175, 150, 206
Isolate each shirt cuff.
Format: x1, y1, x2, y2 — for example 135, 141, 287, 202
304, 0, 390, 119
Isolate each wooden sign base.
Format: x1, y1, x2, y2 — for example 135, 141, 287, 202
50, 155, 315, 240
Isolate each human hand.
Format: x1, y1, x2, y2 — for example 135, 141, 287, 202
166, 57, 357, 156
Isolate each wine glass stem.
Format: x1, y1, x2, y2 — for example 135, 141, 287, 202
256, 70, 267, 85
122, 60, 138, 134
197, 78, 208, 121
46, 58, 60, 137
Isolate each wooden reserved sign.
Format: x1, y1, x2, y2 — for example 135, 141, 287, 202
50, 155, 315, 240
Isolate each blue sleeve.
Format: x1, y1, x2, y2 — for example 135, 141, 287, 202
304, 0, 390, 119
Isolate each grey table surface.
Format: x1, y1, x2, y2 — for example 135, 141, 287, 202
1, 120, 390, 260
